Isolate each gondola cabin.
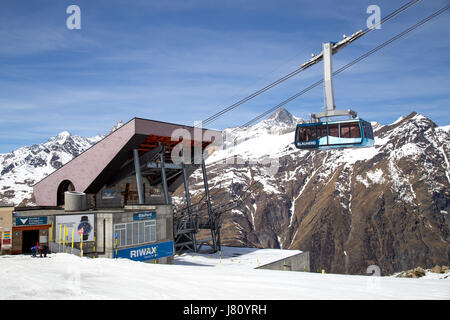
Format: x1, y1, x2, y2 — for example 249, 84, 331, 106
295, 119, 374, 149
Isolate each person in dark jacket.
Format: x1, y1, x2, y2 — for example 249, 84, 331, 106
39, 244, 49, 258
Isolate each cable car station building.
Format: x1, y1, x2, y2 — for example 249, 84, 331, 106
10, 118, 220, 263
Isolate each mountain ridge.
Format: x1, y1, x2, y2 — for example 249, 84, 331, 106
0, 110, 449, 275
179, 109, 450, 274
0, 121, 124, 206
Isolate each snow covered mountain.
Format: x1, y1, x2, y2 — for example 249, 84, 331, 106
221, 108, 305, 150
1, 109, 449, 275
0, 121, 124, 206
175, 109, 450, 275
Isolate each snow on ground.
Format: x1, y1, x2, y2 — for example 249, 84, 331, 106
206, 131, 294, 164
390, 271, 450, 281
0, 246, 449, 300
175, 246, 302, 269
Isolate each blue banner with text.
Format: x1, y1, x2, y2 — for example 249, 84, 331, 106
114, 240, 174, 262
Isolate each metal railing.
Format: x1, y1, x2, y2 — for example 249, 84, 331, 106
49, 241, 82, 256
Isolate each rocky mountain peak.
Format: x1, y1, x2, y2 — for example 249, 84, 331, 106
377, 111, 438, 140
56, 130, 71, 139
1, 112, 449, 274
268, 108, 295, 126
0, 121, 123, 206
109, 120, 125, 134
50, 130, 73, 145
400, 111, 437, 128
184, 111, 450, 275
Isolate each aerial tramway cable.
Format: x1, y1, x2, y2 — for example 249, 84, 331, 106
237, 3, 450, 129
198, 0, 422, 127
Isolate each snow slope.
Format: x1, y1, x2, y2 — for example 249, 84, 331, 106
175, 246, 303, 269
0, 247, 448, 300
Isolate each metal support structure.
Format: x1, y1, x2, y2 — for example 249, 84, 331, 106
159, 143, 170, 205
201, 157, 219, 252
310, 42, 358, 123
182, 147, 197, 251
146, 162, 186, 170
111, 145, 163, 185
182, 161, 192, 211
172, 153, 222, 254
133, 149, 144, 205
323, 42, 335, 114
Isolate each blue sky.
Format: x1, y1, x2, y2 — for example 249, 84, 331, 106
0, 0, 449, 152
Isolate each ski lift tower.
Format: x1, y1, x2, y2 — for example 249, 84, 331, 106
310, 42, 358, 122
297, 30, 364, 122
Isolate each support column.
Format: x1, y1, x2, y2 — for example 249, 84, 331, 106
133, 149, 144, 205
181, 146, 192, 210
159, 143, 170, 205
201, 158, 217, 252
182, 165, 192, 211
182, 159, 197, 251
323, 42, 335, 121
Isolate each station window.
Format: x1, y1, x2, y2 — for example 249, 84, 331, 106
114, 220, 156, 248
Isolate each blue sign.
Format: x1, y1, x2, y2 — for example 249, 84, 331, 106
114, 241, 174, 262
101, 189, 117, 199
133, 211, 156, 221
16, 216, 47, 226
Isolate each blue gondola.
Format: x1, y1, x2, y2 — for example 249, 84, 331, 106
295, 118, 374, 150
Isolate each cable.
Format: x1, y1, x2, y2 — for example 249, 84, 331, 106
237, 3, 450, 129
199, 0, 422, 127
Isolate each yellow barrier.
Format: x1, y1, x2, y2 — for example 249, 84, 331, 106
80, 234, 83, 258
66, 227, 69, 253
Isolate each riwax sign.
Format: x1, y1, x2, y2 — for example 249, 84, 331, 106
114, 240, 174, 262
133, 211, 156, 221
15, 216, 47, 226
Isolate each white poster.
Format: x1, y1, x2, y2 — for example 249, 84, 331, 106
55, 214, 94, 243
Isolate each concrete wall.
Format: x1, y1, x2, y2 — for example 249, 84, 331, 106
0, 206, 13, 254
95, 212, 114, 258
257, 252, 310, 272
8, 205, 174, 263
96, 205, 174, 263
